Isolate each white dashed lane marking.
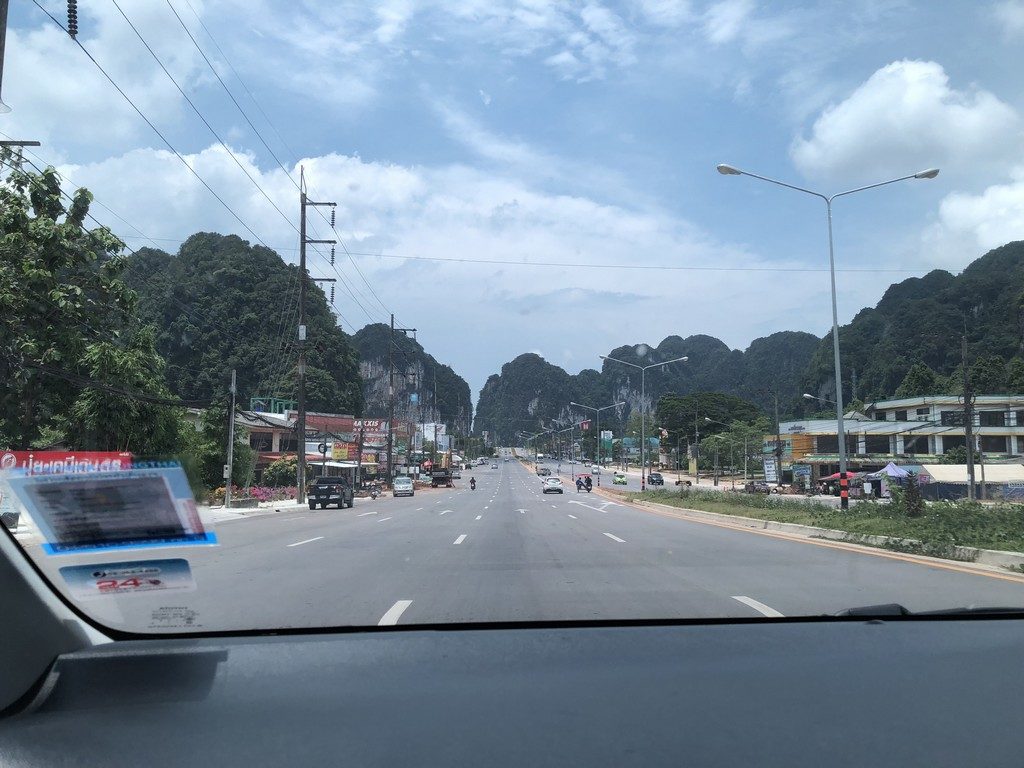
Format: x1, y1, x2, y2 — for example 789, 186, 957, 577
287, 536, 324, 547
453, 534, 467, 544
602, 532, 626, 543
732, 596, 784, 617
378, 600, 413, 626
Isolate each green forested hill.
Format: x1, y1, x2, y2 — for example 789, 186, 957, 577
124, 233, 363, 414
474, 330, 819, 445
352, 323, 472, 432
801, 240, 1024, 402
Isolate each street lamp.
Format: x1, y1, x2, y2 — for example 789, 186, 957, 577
803, 393, 835, 406
570, 400, 625, 486
717, 163, 938, 509
600, 354, 689, 491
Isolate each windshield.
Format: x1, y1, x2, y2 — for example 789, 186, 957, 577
3, 1, 1024, 636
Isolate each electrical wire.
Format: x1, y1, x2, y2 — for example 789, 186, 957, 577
29, 0, 273, 247
110, 0, 299, 239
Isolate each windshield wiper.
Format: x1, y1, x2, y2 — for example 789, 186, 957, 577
834, 603, 1024, 617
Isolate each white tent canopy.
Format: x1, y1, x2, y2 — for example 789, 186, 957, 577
919, 464, 1024, 484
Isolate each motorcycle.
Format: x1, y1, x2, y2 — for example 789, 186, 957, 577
369, 484, 380, 500
470, 478, 477, 491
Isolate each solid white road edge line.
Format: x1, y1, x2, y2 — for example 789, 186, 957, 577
287, 536, 324, 547
378, 600, 413, 626
602, 532, 626, 543
453, 534, 467, 544
731, 595, 784, 617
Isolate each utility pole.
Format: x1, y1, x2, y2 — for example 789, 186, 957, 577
962, 333, 977, 501
296, 168, 336, 504
694, 400, 700, 484
386, 313, 416, 487
774, 393, 783, 489
224, 369, 236, 508
355, 425, 365, 490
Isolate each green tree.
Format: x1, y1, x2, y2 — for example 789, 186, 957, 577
895, 363, 938, 398
903, 475, 925, 518
262, 455, 299, 487
655, 391, 762, 449
970, 355, 1008, 394
940, 445, 969, 464
0, 158, 179, 451
1006, 358, 1024, 393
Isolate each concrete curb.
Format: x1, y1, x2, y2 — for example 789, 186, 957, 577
617, 495, 1024, 571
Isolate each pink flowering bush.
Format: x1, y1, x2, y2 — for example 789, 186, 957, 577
210, 485, 298, 505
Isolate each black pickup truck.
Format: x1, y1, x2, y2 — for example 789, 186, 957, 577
308, 476, 354, 509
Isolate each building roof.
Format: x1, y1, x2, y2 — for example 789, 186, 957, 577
919, 464, 1024, 483
869, 395, 1024, 410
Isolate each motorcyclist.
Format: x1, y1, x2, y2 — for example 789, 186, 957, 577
584, 476, 593, 492
369, 481, 381, 499
470, 477, 476, 490
575, 477, 584, 492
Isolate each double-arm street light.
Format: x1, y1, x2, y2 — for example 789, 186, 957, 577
600, 354, 689, 491
570, 400, 625, 485
717, 163, 939, 508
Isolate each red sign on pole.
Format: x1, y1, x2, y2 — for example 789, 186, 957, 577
580, 420, 591, 431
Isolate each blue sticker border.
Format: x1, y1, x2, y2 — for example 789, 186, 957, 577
42, 531, 218, 556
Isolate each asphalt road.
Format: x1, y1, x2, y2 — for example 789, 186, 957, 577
22, 459, 1024, 633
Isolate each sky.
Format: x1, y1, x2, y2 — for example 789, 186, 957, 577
4, 0, 1024, 404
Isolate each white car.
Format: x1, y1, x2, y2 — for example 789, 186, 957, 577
392, 476, 414, 497
491, 463, 498, 469
542, 477, 564, 494
591, 465, 601, 474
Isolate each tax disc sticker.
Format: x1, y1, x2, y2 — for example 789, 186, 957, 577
59, 558, 195, 600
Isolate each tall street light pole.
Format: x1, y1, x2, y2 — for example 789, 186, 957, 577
600, 354, 689, 491
570, 400, 625, 483
717, 163, 938, 509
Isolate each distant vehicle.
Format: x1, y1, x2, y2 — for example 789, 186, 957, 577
491, 463, 498, 469
452, 469, 462, 479
542, 477, 564, 494
431, 469, 454, 488
536, 467, 551, 476
648, 473, 664, 486
309, 475, 354, 509
392, 476, 414, 497
591, 465, 601, 474
612, 473, 628, 486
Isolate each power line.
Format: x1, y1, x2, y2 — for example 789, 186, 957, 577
29, 0, 269, 245
110, 0, 298, 237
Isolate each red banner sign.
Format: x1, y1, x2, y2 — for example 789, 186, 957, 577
0, 450, 133, 475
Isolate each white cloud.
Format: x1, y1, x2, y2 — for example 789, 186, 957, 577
47, 140, 863, 395
3, 1, 206, 158
993, 0, 1024, 37
791, 60, 1023, 182
927, 168, 1024, 256
703, 0, 753, 44
634, 0, 693, 27
478, 89, 492, 105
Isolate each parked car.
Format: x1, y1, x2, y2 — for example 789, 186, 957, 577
542, 477, 564, 494
392, 476, 415, 497
308, 475, 354, 509
452, 469, 462, 479
612, 473, 628, 485
648, 473, 664, 486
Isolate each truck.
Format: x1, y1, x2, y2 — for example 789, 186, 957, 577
430, 468, 454, 488
308, 475, 354, 509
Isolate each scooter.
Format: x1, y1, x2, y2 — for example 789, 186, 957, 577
369, 484, 380, 500
470, 479, 477, 491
